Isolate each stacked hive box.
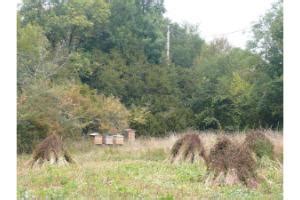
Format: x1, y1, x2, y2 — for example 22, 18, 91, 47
113, 134, 124, 145
124, 129, 135, 143
94, 135, 103, 145
104, 135, 113, 145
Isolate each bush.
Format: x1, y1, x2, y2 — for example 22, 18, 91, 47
254, 140, 274, 159
195, 112, 221, 130
164, 108, 195, 132
17, 81, 130, 153
132, 113, 167, 137
131, 107, 194, 137
17, 120, 48, 154
244, 131, 274, 159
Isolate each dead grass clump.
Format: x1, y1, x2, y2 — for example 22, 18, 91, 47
170, 133, 207, 163
29, 134, 74, 167
244, 131, 274, 159
206, 136, 257, 187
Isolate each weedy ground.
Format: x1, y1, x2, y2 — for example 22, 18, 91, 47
17, 130, 283, 200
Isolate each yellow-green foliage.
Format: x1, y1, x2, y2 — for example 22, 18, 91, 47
53, 83, 129, 131
129, 106, 150, 125
230, 72, 252, 98
18, 81, 129, 152
17, 23, 49, 60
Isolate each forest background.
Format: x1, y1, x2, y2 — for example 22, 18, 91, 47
17, 0, 283, 153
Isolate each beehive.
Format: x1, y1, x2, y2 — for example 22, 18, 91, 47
89, 132, 99, 138
104, 135, 113, 145
124, 129, 135, 142
113, 134, 124, 145
94, 135, 103, 145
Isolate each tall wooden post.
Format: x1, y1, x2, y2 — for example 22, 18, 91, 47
166, 24, 170, 65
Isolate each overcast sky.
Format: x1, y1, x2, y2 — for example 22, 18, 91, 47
16, 0, 275, 48
164, 0, 276, 48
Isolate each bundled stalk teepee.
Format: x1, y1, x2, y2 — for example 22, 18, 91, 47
170, 133, 208, 164
29, 134, 74, 167
205, 136, 258, 187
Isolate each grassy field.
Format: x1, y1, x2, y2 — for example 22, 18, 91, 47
17, 131, 283, 200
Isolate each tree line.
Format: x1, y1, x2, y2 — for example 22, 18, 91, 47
17, 0, 283, 152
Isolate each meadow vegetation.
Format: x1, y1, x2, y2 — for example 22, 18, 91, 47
17, 0, 283, 198
17, 130, 282, 199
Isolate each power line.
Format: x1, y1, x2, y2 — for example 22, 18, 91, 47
210, 21, 257, 38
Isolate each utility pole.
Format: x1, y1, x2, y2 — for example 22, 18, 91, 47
166, 24, 170, 65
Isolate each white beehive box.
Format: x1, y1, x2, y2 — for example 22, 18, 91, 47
104, 135, 113, 145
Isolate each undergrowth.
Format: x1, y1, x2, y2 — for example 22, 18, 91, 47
17, 133, 283, 199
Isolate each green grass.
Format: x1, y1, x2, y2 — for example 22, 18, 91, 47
17, 137, 283, 200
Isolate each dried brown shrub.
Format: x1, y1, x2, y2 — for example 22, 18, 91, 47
170, 133, 207, 163
207, 136, 257, 187
29, 134, 74, 167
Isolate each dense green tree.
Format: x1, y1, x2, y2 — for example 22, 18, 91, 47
247, 0, 283, 128
170, 23, 204, 67
17, 22, 49, 90
107, 0, 166, 64
20, 0, 110, 50
17, 0, 283, 148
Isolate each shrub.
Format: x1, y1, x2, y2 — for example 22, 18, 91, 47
17, 81, 130, 153
195, 112, 221, 130
132, 113, 167, 137
244, 131, 274, 159
17, 120, 48, 154
132, 107, 194, 137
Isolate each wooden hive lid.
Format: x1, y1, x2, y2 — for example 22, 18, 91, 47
113, 134, 124, 138
89, 132, 100, 136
